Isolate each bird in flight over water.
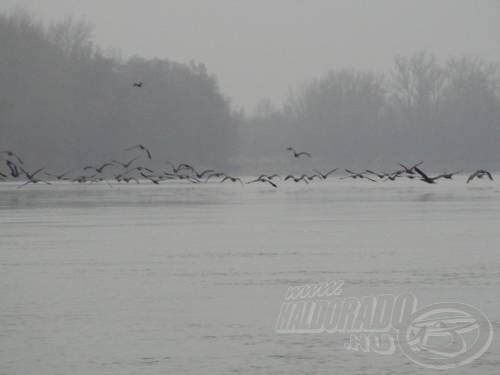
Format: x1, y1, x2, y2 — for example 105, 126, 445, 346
0, 150, 24, 164
467, 169, 494, 183
125, 145, 152, 160
286, 147, 311, 158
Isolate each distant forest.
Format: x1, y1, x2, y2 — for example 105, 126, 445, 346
0, 11, 241, 171
242, 54, 500, 171
1, 10, 500, 172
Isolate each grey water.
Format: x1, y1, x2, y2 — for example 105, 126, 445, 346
1, 179, 499, 374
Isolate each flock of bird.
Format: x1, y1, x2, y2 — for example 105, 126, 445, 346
0, 146, 495, 189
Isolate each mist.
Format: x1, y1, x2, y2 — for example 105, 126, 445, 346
0, 2, 499, 172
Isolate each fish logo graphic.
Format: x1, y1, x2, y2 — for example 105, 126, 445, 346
398, 302, 493, 369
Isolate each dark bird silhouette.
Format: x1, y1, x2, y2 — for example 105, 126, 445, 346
72, 175, 96, 183
21, 167, 45, 180
365, 170, 388, 179
112, 156, 140, 169
176, 174, 201, 183
467, 170, 494, 184
257, 173, 280, 181
125, 166, 154, 174
165, 162, 194, 174
342, 169, 376, 182
5, 160, 20, 178
140, 172, 160, 184
17, 167, 50, 188
284, 174, 310, 184
436, 170, 463, 180
413, 166, 442, 184
221, 175, 243, 184
384, 172, 403, 181
122, 177, 140, 184
44, 171, 72, 180
205, 172, 226, 181
84, 163, 114, 174
397, 162, 424, 175
246, 176, 278, 188
126, 144, 152, 160
313, 169, 337, 179
306, 174, 323, 181
0, 150, 23, 164
133, 81, 143, 88
192, 168, 215, 179
286, 147, 311, 158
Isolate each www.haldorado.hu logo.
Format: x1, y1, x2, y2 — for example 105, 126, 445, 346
275, 280, 493, 369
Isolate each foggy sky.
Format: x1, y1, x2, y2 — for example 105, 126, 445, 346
1, 0, 499, 111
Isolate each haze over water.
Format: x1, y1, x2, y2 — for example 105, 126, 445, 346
1, 180, 499, 374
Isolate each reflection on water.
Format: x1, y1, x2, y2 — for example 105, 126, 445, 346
0, 179, 499, 374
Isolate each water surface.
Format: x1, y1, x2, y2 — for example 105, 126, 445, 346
1, 179, 499, 374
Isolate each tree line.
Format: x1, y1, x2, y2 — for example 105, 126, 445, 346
1, 10, 499, 173
241, 53, 500, 171
0, 10, 241, 171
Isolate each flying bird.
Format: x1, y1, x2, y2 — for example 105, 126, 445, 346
286, 147, 311, 158
84, 163, 114, 174
0, 150, 23, 164
284, 174, 310, 184
313, 169, 337, 179
205, 172, 226, 181
112, 156, 140, 169
306, 174, 323, 181
166, 161, 194, 174
133, 81, 143, 88
126, 145, 152, 160
436, 170, 463, 180
221, 175, 243, 184
257, 174, 280, 181
365, 170, 388, 180
397, 162, 424, 175
192, 168, 215, 179
413, 166, 442, 184
44, 170, 72, 180
246, 176, 278, 188
467, 170, 494, 183
341, 169, 376, 182
17, 167, 50, 188
125, 166, 154, 174
5, 160, 21, 178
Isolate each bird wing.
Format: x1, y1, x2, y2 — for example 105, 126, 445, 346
298, 152, 312, 157
398, 163, 410, 171
30, 168, 44, 178
266, 180, 277, 188
178, 163, 194, 172
414, 166, 430, 180
111, 160, 125, 167
467, 171, 480, 183
325, 168, 338, 177
485, 171, 494, 181
9, 153, 24, 164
